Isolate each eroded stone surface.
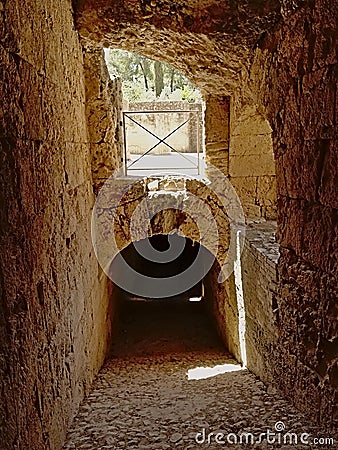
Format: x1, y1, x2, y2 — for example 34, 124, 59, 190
241, 221, 280, 385
0, 1, 337, 448
229, 105, 276, 219
0, 1, 115, 449
242, 0, 338, 431
94, 176, 232, 271
75, 0, 283, 96
83, 44, 124, 189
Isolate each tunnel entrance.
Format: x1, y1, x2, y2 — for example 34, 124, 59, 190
112, 234, 204, 301
110, 234, 228, 358
111, 298, 227, 358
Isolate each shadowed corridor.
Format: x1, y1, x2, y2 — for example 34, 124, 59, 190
63, 295, 329, 450
1, 1, 337, 449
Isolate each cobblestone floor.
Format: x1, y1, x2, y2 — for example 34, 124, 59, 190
63, 300, 335, 450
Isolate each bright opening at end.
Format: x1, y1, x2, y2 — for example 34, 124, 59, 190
189, 296, 202, 302
187, 363, 244, 380
104, 48, 205, 177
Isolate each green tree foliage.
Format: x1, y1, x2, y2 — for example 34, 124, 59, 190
104, 48, 201, 103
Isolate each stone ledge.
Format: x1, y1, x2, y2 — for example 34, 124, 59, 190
244, 220, 279, 264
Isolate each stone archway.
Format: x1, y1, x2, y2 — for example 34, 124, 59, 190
92, 173, 246, 361
81, 0, 280, 404
0, 1, 336, 448
78, 1, 338, 430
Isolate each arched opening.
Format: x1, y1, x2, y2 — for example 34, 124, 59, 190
103, 48, 205, 177
109, 234, 229, 357
111, 234, 204, 300
104, 48, 202, 103
2, 1, 336, 448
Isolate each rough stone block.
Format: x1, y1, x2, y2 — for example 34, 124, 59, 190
257, 175, 277, 206
0, 45, 25, 138
229, 154, 275, 177
230, 133, 273, 157
229, 176, 257, 207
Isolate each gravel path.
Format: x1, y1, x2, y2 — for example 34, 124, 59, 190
63, 300, 335, 450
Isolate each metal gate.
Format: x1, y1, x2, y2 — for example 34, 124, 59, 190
122, 109, 202, 176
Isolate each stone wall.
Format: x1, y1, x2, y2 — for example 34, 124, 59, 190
229, 105, 277, 220
240, 222, 280, 384
204, 261, 241, 362
204, 95, 230, 176
94, 175, 231, 271
0, 1, 114, 448
204, 96, 276, 220
83, 44, 123, 190
245, 0, 338, 431
75, 0, 282, 95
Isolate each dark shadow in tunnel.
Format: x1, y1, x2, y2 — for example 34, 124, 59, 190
109, 234, 230, 359
110, 233, 207, 300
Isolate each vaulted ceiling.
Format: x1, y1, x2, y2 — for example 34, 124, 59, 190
75, 0, 287, 94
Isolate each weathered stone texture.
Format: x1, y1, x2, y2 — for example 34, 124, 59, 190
75, 0, 282, 96
0, 1, 114, 449
244, 0, 338, 432
76, 2, 277, 218
204, 95, 230, 176
204, 261, 242, 362
94, 176, 231, 269
76, 0, 336, 429
230, 105, 277, 219
83, 45, 123, 189
0, 0, 336, 447
63, 322, 328, 450
240, 222, 279, 384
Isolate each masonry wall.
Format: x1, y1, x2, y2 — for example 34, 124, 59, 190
246, 0, 338, 431
204, 95, 230, 176
204, 261, 241, 362
83, 45, 123, 190
204, 96, 276, 220
240, 223, 280, 384
229, 105, 277, 220
0, 2, 114, 449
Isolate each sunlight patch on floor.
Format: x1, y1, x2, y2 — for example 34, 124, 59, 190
187, 363, 244, 380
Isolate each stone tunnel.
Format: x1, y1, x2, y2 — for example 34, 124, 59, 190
0, 0, 337, 449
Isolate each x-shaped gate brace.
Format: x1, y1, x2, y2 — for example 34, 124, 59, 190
122, 110, 201, 175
